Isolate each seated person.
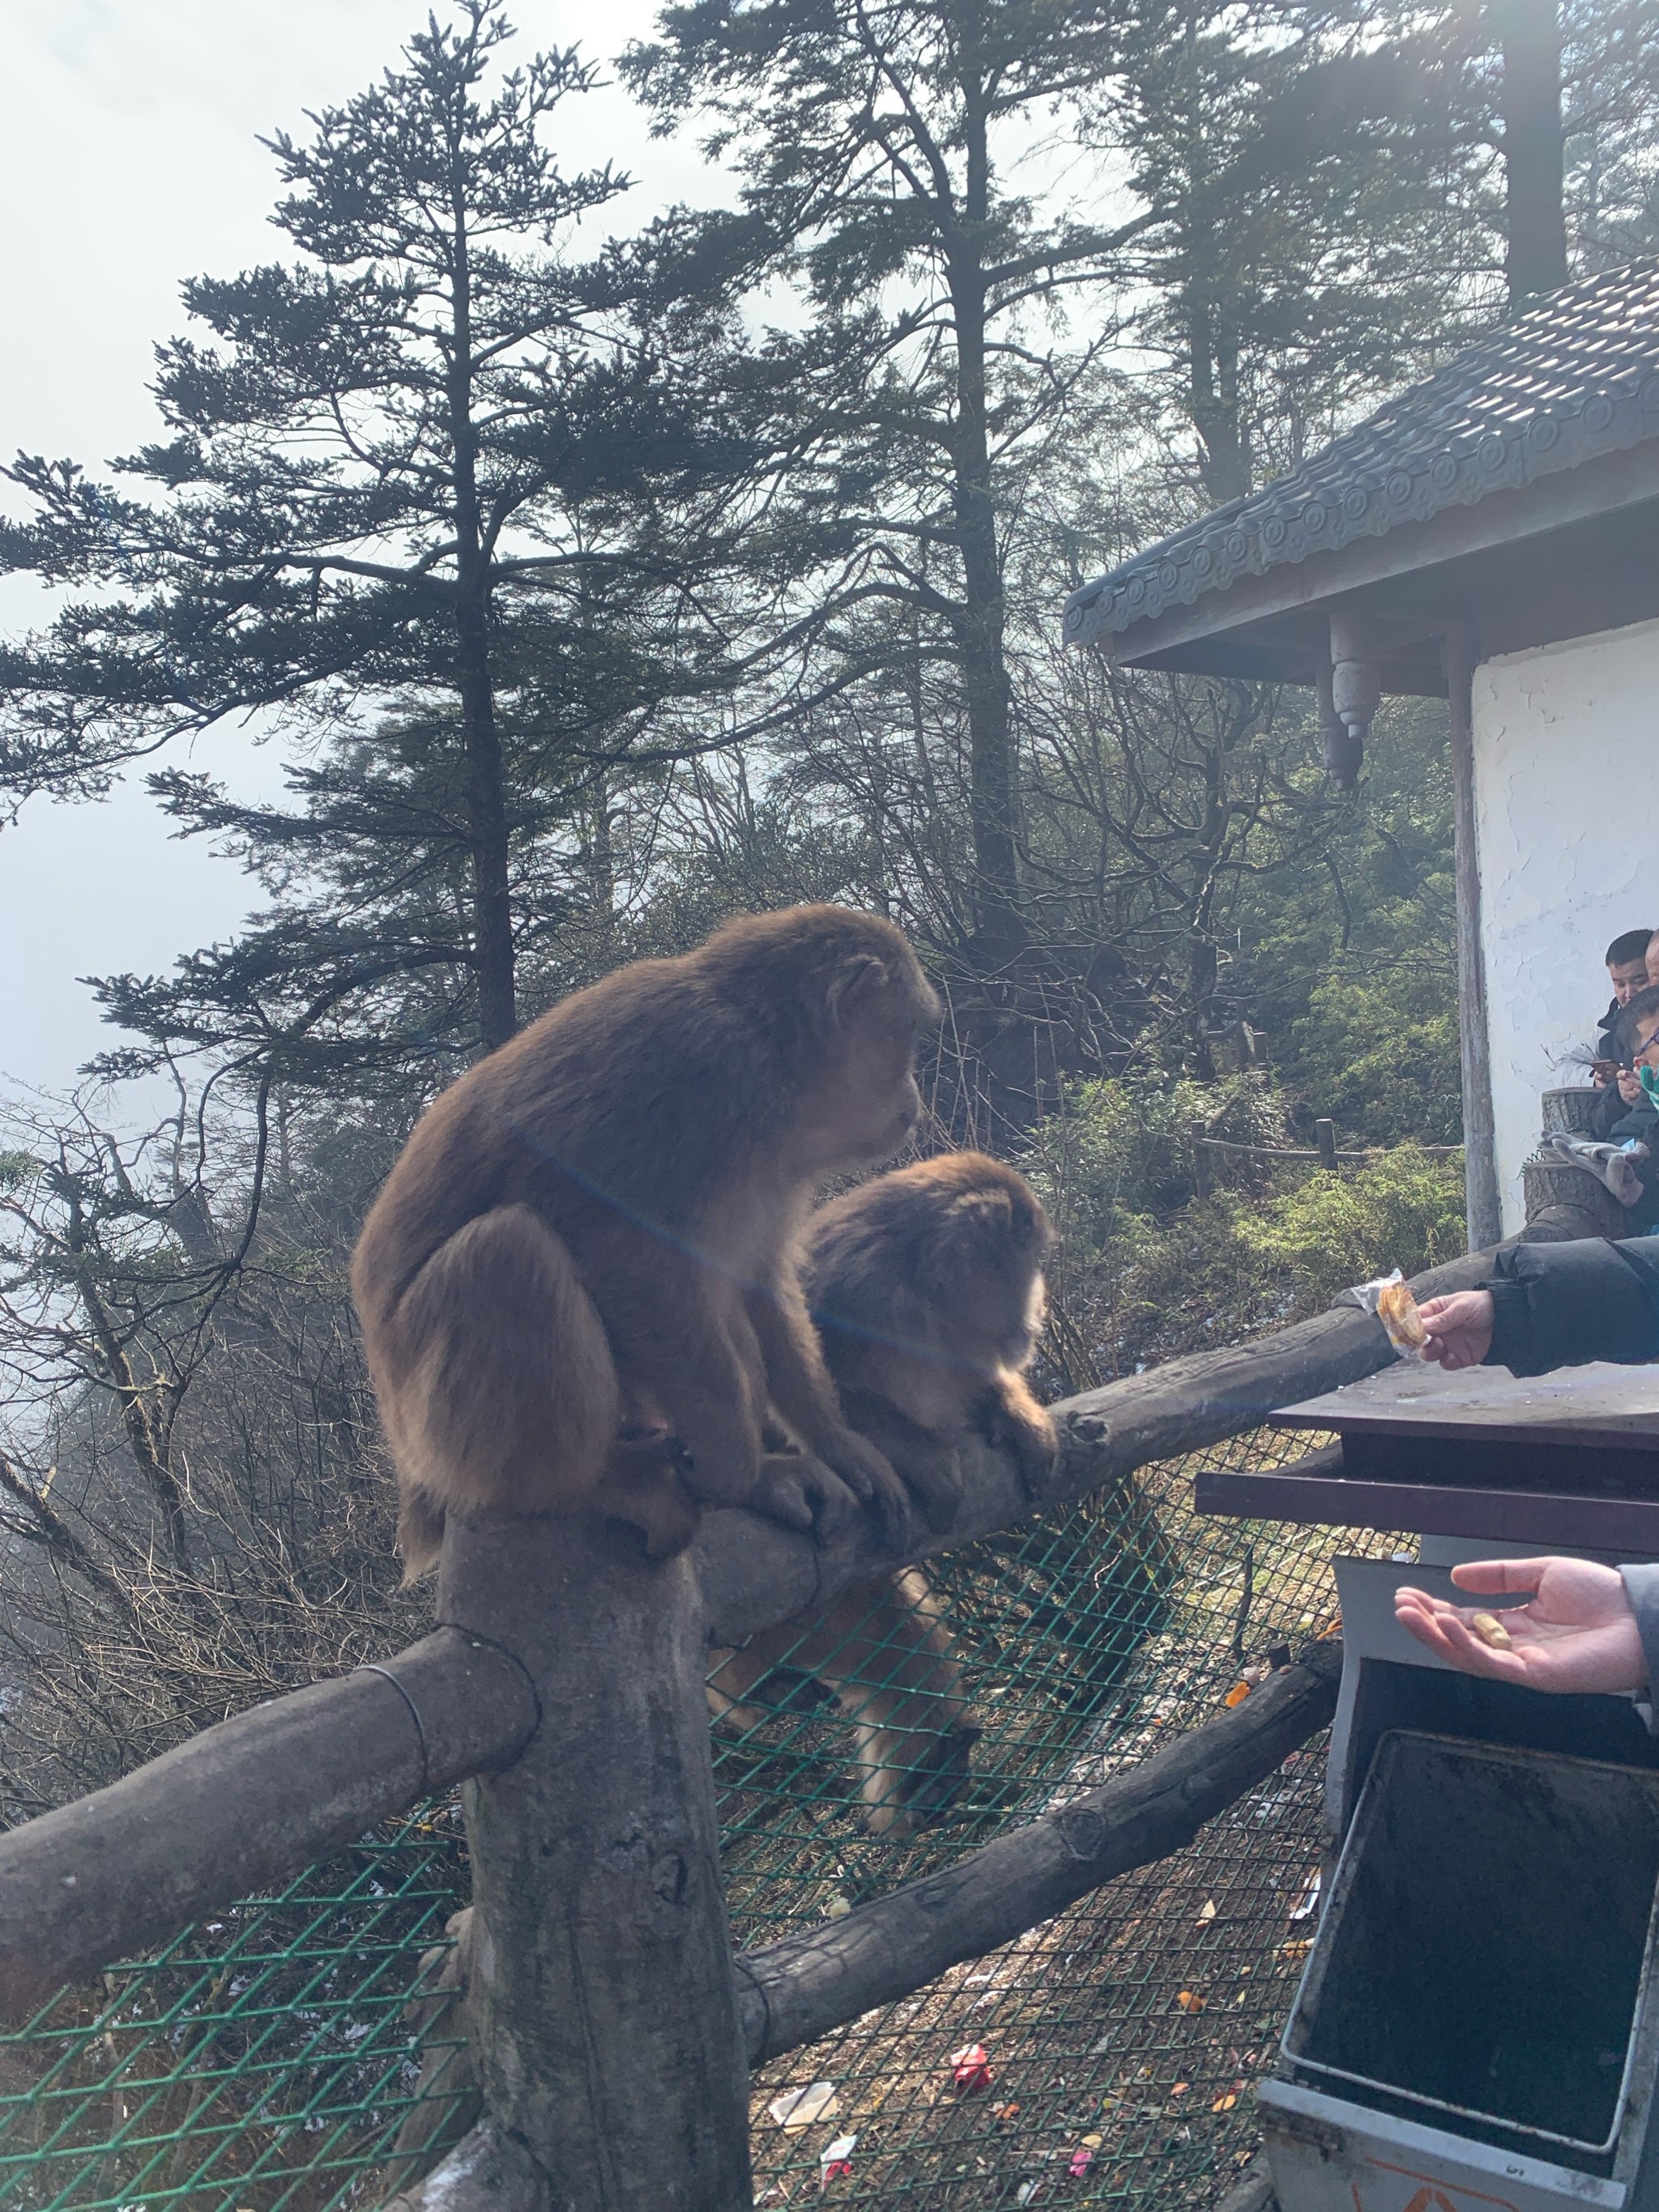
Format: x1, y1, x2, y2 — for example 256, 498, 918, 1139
1418, 997, 1659, 1369
1587, 928, 1656, 1137
1602, 985, 1659, 1226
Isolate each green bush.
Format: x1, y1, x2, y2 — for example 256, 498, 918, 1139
1231, 1143, 1468, 1307
1026, 1074, 1466, 1380
1026, 1068, 1291, 1239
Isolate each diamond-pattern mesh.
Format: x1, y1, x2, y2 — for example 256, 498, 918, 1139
0, 1429, 1404, 2210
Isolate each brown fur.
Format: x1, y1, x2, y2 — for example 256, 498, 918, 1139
707, 1152, 1058, 1834
351, 907, 942, 1576
706, 1567, 981, 1836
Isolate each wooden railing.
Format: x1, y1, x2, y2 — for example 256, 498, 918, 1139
0, 1247, 1499, 2212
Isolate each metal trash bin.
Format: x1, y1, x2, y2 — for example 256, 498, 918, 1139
1262, 1732, 1659, 2211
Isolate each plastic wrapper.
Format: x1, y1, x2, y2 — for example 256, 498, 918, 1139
818, 2133, 856, 2189
1349, 1267, 1427, 1357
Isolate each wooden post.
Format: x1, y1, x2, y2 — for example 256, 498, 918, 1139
1445, 622, 1503, 1249
439, 1510, 752, 2212
1314, 1118, 1338, 1172
1193, 1133, 1213, 1201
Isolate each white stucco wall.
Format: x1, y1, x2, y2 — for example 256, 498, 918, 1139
1472, 614, 1659, 1235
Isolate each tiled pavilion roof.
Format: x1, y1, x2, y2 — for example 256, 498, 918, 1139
1064, 261, 1659, 648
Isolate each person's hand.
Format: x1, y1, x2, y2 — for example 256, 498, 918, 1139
1619, 1068, 1643, 1105
1414, 1289, 1494, 1370
1394, 1557, 1647, 1694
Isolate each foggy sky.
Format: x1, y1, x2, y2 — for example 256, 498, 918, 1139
0, 0, 715, 1100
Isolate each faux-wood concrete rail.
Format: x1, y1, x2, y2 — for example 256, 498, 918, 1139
0, 1243, 1491, 2030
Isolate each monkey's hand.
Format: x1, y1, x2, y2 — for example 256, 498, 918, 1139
831, 1390, 964, 1535
751, 1450, 862, 1538
593, 1434, 702, 1560
981, 1387, 1060, 1501
816, 1427, 918, 1551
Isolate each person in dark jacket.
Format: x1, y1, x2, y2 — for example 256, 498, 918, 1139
1414, 1235, 1659, 1375
1397, 1142, 1659, 1696
1586, 929, 1656, 1139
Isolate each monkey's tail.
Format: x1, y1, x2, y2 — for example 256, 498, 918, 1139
388, 1203, 621, 1538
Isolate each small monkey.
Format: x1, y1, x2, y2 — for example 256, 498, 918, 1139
804, 1151, 1060, 1530
708, 1152, 1059, 1834
352, 906, 941, 1576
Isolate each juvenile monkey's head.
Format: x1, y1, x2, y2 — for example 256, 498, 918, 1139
807, 1151, 1055, 1372
907, 1153, 1055, 1365
700, 906, 942, 1175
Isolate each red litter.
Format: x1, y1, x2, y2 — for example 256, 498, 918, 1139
818, 2133, 856, 2190
949, 2043, 994, 2095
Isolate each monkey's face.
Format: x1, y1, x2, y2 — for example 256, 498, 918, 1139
921, 1181, 1055, 1360
795, 1017, 923, 1176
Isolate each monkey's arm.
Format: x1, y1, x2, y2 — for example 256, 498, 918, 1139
744, 1275, 914, 1545
834, 1386, 965, 1533
979, 1372, 1060, 1498
589, 1246, 772, 1509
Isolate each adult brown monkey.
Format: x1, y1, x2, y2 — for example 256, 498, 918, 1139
352, 906, 940, 1576
708, 1152, 1059, 1834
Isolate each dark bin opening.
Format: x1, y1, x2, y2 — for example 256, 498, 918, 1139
1285, 1732, 1659, 2163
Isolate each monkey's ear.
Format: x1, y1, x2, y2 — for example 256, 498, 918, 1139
949, 1188, 1016, 1236
826, 954, 892, 1028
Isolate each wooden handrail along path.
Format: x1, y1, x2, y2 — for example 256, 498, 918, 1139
0, 1246, 1497, 2210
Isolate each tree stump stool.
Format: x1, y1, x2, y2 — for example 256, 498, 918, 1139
1518, 1153, 1627, 1242
1542, 1087, 1605, 1138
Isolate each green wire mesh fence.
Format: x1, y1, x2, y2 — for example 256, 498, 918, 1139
0, 1429, 1406, 2211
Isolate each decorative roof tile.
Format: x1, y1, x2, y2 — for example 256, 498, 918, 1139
1064, 261, 1659, 647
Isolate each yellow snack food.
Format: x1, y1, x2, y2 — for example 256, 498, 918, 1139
1377, 1276, 1427, 1351
1470, 1611, 1513, 1650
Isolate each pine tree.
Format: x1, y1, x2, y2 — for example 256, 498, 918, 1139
1, 1, 761, 1060
623, 0, 1146, 971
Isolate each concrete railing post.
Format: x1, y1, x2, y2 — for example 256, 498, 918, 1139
438, 1510, 752, 2212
